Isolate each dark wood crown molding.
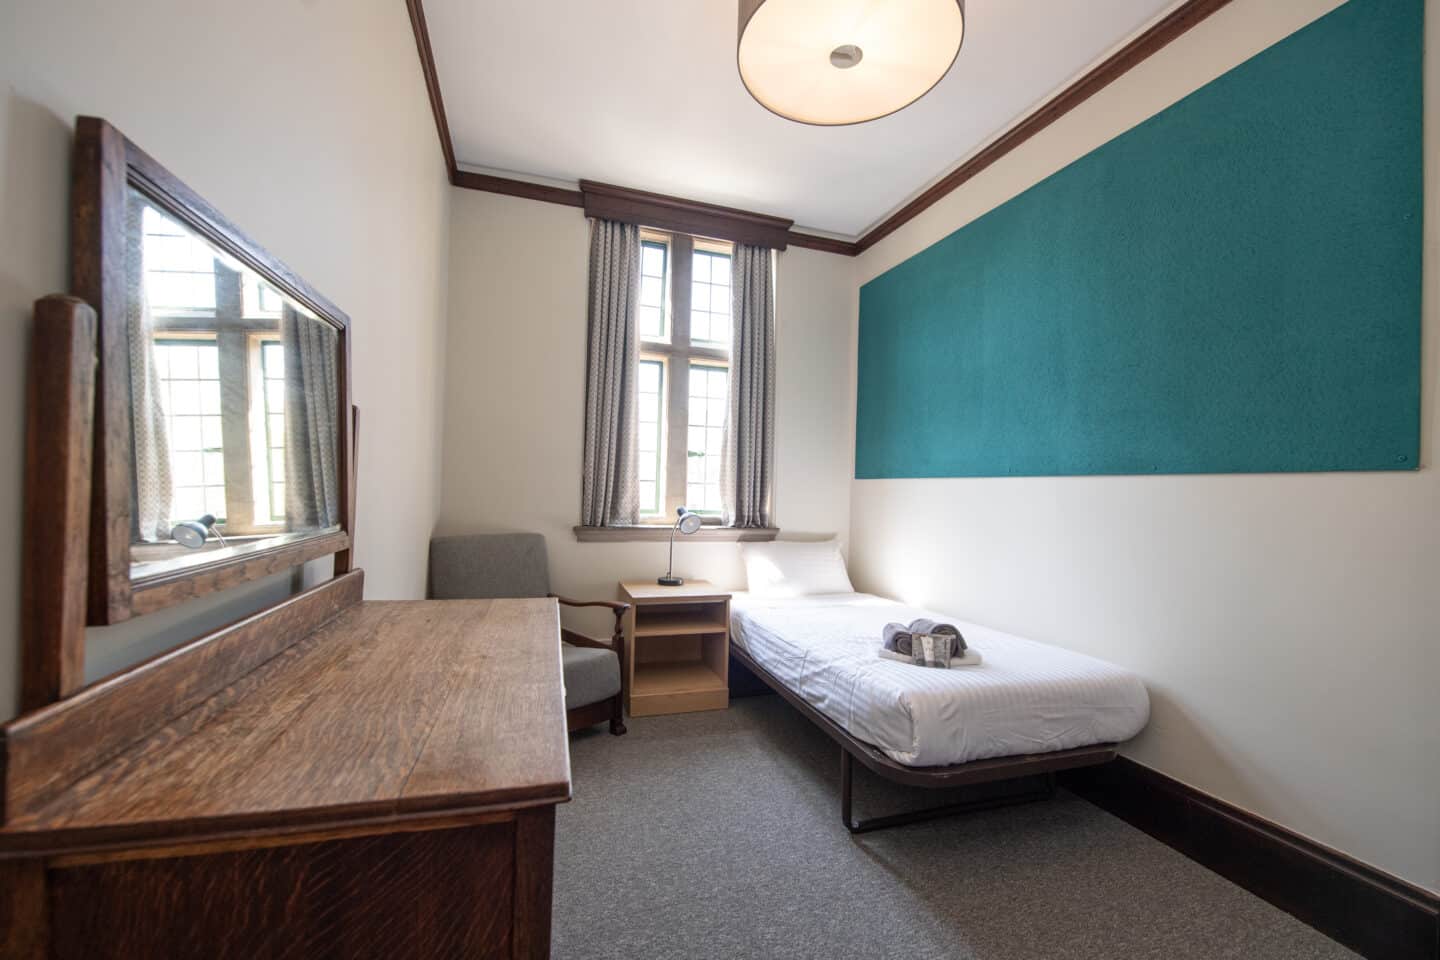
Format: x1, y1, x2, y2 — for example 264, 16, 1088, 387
854, 0, 1237, 253
452, 170, 583, 208
579, 180, 793, 250
455, 169, 840, 253
405, 0, 837, 251
404, 0, 454, 178
406, 0, 1236, 256
784, 232, 861, 256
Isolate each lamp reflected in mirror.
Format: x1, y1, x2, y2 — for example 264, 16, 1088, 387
658, 507, 704, 586
170, 514, 228, 550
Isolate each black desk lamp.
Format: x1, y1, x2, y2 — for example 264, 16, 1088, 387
171, 514, 228, 550
658, 507, 703, 586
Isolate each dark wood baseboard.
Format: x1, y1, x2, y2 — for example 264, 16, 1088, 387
1062, 758, 1439, 960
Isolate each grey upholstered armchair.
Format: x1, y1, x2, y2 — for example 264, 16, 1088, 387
428, 533, 628, 736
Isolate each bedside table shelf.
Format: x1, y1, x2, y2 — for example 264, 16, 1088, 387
633, 609, 728, 637
619, 581, 731, 718
631, 661, 727, 696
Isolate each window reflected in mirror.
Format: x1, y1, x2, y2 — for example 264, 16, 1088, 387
126, 189, 341, 580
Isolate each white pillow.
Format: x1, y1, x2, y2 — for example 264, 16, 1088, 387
740, 539, 854, 598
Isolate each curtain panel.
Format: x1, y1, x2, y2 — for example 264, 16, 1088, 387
723, 244, 775, 528
282, 305, 341, 530
580, 219, 641, 527
125, 201, 174, 542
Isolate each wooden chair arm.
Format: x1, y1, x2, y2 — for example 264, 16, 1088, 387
549, 595, 630, 615
552, 594, 629, 693
561, 628, 615, 650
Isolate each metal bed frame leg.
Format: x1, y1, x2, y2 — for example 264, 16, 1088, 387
841, 748, 1058, 835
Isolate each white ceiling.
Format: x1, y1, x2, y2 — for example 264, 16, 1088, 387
427, 0, 1180, 238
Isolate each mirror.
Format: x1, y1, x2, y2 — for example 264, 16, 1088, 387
124, 190, 341, 580
72, 117, 353, 623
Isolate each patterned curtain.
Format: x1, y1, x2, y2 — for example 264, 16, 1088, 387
580, 219, 641, 527
722, 244, 775, 528
283, 305, 340, 530
125, 200, 174, 541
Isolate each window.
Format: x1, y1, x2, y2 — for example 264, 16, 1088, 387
142, 206, 217, 316
689, 249, 731, 345
638, 240, 668, 339
243, 273, 286, 318
686, 364, 727, 513
252, 338, 287, 525
637, 230, 732, 520
142, 204, 294, 536
637, 359, 665, 515
154, 337, 227, 522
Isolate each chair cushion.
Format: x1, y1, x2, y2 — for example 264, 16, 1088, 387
429, 533, 550, 599
562, 643, 620, 711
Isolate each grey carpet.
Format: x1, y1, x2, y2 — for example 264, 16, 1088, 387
555, 696, 1358, 960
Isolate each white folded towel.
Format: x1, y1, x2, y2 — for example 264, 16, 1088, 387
878, 647, 983, 668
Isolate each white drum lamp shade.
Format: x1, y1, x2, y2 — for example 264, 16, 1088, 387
737, 0, 966, 125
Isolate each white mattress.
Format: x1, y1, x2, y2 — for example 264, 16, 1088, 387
730, 593, 1149, 767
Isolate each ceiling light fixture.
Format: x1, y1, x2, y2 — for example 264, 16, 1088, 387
737, 0, 966, 126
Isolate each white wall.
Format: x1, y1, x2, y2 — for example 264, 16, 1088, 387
440, 189, 854, 634
850, 0, 1439, 893
0, 0, 452, 719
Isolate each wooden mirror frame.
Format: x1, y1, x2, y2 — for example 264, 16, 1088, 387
71, 116, 355, 625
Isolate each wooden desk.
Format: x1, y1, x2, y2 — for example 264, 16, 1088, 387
0, 572, 570, 959
619, 581, 730, 717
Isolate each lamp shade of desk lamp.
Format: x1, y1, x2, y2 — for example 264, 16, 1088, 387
658, 508, 704, 586
171, 514, 228, 550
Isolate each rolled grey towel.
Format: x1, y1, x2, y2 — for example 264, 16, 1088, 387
882, 622, 913, 656
881, 619, 967, 667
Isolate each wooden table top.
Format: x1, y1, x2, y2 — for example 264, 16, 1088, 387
0, 598, 571, 854
619, 580, 732, 603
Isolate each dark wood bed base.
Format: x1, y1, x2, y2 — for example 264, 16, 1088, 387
728, 644, 1121, 834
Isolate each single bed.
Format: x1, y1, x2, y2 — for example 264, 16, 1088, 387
728, 586, 1150, 832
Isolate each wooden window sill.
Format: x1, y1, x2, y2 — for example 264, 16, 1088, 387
573, 525, 778, 543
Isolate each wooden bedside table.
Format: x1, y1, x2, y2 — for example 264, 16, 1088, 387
618, 580, 731, 717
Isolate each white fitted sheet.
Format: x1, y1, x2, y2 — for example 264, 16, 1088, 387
730, 592, 1150, 767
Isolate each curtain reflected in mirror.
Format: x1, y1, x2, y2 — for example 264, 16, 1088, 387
125, 188, 341, 579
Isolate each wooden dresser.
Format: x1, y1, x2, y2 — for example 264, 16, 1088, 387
0, 571, 571, 960
0, 122, 575, 958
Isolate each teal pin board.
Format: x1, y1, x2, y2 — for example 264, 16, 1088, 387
855, 0, 1422, 479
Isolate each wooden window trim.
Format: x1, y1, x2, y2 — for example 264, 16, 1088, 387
581, 179, 792, 250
